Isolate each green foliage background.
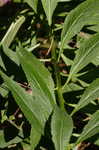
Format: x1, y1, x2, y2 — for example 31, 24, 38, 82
0, 0, 99, 150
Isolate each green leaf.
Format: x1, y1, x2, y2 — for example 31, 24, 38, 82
87, 24, 99, 32
1, 16, 25, 48
0, 54, 6, 70
67, 33, 99, 83
0, 71, 43, 133
76, 110, 99, 144
59, 0, 71, 1
72, 78, 99, 115
22, 142, 31, 150
41, 0, 58, 25
62, 82, 83, 94
0, 86, 9, 97
61, 53, 73, 66
30, 126, 41, 150
59, 0, 99, 59
0, 130, 23, 148
13, 0, 22, 2
17, 47, 56, 107
94, 138, 99, 146
0, 45, 56, 149
24, 0, 38, 13
51, 106, 73, 150
17, 47, 56, 148
92, 55, 99, 66
2, 45, 19, 65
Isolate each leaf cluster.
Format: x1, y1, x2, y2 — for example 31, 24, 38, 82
0, 0, 99, 150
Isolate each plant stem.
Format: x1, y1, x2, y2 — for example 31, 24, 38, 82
56, 71, 65, 110
51, 37, 65, 110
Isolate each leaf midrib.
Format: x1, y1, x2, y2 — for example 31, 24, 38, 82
5, 77, 43, 130
78, 86, 99, 108
24, 63, 55, 108
61, 1, 89, 46
59, 118, 64, 150
70, 40, 99, 76
77, 122, 99, 143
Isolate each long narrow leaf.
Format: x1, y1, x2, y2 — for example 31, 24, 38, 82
0, 44, 56, 148
0, 130, 24, 148
59, 0, 99, 59
0, 71, 43, 133
41, 0, 58, 25
24, 0, 38, 12
59, 0, 71, 1
72, 78, 99, 115
76, 110, 99, 144
1, 16, 25, 47
17, 47, 56, 107
2, 45, 19, 65
51, 106, 73, 150
17, 47, 56, 148
30, 126, 41, 150
67, 33, 99, 83
0, 54, 6, 70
